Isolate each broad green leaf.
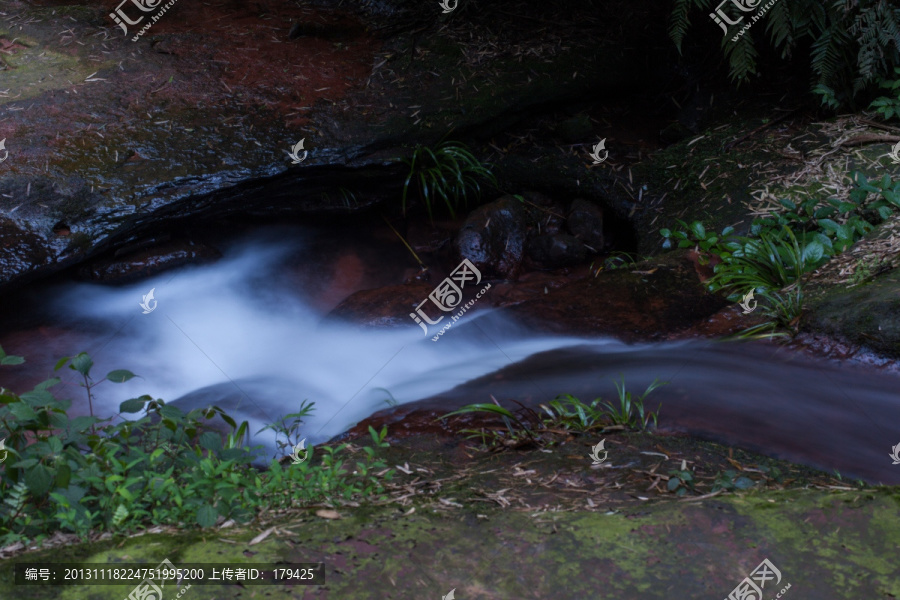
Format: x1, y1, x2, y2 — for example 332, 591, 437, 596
159, 405, 184, 420
196, 505, 218, 528
119, 398, 147, 414
70, 353, 93, 377
9, 403, 37, 420
1, 355, 25, 366
56, 463, 72, 489
24, 464, 53, 496
48, 412, 69, 431
34, 378, 61, 391
801, 241, 824, 263
818, 219, 840, 232
778, 198, 796, 210
691, 221, 706, 239
20, 389, 57, 407
47, 436, 63, 454
106, 370, 137, 383
199, 432, 223, 453
882, 190, 900, 206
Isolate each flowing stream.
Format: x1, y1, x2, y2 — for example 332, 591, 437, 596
2, 226, 898, 484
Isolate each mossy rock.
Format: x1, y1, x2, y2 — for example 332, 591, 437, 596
804, 269, 900, 358
1, 489, 898, 599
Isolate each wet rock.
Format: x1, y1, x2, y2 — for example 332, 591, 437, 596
566, 198, 604, 251
404, 221, 453, 255
502, 251, 728, 341
518, 191, 567, 236
526, 234, 587, 268
456, 196, 529, 279
804, 269, 900, 360
0, 0, 672, 293
0, 217, 55, 288
327, 281, 436, 329
77, 240, 222, 284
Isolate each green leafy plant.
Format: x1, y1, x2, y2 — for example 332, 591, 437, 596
541, 380, 666, 433
601, 377, 666, 431
441, 398, 543, 448
869, 66, 900, 119
53, 351, 138, 432
399, 140, 497, 220
539, 394, 607, 433
706, 225, 817, 293
660, 220, 737, 264
711, 470, 757, 493
669, 0, 900, 109
256, 401, 315, 455
662, 172, 900, 336
442, 379, 666, 450
667, 468, 695, 496
0, 350, 395, 547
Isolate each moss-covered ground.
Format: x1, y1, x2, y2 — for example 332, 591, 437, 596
1, 428, 897, 599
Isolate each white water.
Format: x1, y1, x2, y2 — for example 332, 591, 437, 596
8, 226, 899, 483
40, 229, 605, 459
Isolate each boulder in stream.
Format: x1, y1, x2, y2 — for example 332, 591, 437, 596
455, 195, 529, 279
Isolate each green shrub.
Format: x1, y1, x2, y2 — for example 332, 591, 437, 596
869, 67, 900, 119
0, 348, 394, 547
661, 172, 900, 336
441, 378, 666, 449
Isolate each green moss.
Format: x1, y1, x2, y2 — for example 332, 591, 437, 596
0, 31, 102, 106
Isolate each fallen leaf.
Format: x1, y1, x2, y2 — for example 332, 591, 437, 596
315, 509, 341, 520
